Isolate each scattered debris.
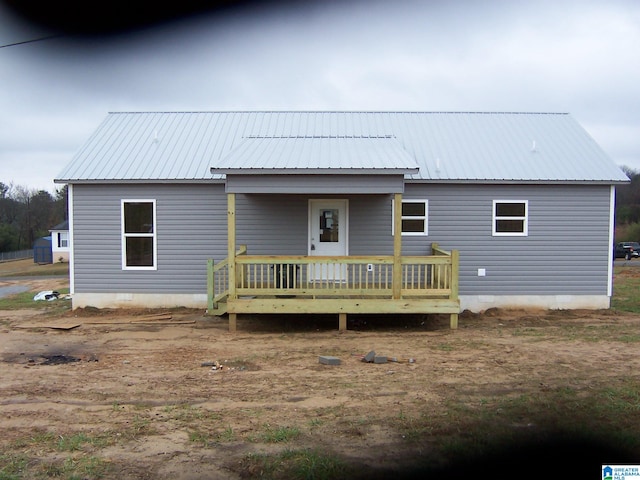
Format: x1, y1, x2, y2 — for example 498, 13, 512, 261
202, 360, 224, 370
129, 312, 174, 322
319, 355, 341, 365
362, 351, 376, 362
389, 357, 416, 364
13, 322, 81, 330
358, 350, 416, 364
33, 290, 60, 301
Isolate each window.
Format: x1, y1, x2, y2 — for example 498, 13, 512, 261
393, 199, 428, 235
58, 232, 68, 248
493, 200, 528, 236
122, 200, 156, 269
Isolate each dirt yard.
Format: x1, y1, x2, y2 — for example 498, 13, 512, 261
1, 270, 640, 479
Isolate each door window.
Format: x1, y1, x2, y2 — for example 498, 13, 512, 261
319, 209, 339, 242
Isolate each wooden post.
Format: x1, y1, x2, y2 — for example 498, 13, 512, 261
450, 249, 459, 329
392, 193, 403, 299
207, 258, 214, 314
338, 313, 347, 331
228, 193, 236, 332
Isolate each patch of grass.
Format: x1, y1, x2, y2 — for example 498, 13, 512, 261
257, 424, 301, 443
189, 425, 236, 446
218, 425, 236, 442
419, 381, 640, 472
433, 342, 455, 351
123, 414, 154, 439
512, 327, 547, 338
0, 259, 69, 277
41, 455, 111, 479
308, 418, 324, 428
395, 410, 432, 441
538, 324, 640, 343
0, 453, 29, 480
188, 430, 212, 446
242, 449, 350, 480
11, 429, 115, 454
164, 403, 207, 422
56, 432, 112, 452
0, 288, 71, 312
612, 267, 640, 313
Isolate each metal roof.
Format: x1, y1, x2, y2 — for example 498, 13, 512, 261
55, 111, 630, 184
213, 135, 419, 175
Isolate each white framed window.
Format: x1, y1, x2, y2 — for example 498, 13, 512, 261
58, 232, 69, 248
393, 199, 428, 236
121, 199, 157, 270
493, 200, 528, 236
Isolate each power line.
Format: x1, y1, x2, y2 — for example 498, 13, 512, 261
0, 34, 63, 49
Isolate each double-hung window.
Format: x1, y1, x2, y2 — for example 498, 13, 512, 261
493, 200, 528, 236
122, 200, 157, 269
393, 199, 428, 235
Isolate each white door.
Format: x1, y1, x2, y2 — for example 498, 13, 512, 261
309, 199, 348, 281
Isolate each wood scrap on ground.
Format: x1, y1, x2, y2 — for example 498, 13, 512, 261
12, 322, 81, 330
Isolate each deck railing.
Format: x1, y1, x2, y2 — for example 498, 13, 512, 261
208, 243, 458, 315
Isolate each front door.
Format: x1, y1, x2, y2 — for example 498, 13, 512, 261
309, 199, 348, 281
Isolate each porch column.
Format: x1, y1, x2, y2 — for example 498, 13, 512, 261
228, 193, 237, 332
392, 193, 402, 299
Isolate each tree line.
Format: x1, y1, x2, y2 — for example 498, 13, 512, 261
0, 182, 68, 253
616, 167, 640, 242
0, 167, 639, 254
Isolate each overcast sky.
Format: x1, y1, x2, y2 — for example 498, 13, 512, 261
1, 0, 639, 194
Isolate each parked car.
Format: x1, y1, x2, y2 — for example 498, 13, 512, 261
615, 241, 640, 260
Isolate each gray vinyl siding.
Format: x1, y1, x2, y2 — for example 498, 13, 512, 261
73, 183, 613, 297
72, 184, 227, 293
227, 174, 405, 194
235, 194, 309, 254
403, 183, 613, 295
349, 195, 394, 255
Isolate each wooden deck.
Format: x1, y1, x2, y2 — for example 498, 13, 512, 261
207, 243, 460, 331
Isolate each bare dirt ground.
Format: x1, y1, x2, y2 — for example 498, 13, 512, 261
1, 269, 640, 479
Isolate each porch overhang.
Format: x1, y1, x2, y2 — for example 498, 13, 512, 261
222, 174, 407, 194
210, 135, 419, 194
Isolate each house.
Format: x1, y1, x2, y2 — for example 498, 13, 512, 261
54, 111, 629, 330
50, 220, 70, 262
33, 236, 52, 264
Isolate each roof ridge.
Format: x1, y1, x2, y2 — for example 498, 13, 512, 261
107, 111, 570, 115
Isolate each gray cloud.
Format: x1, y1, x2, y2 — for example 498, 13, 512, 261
1, 0, 639, 193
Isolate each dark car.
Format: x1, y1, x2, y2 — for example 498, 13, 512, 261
615, 241, 640, 260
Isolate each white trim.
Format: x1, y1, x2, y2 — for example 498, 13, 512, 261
308, 199, 349, 256
308, 199, 349, 282
492, 199, 528, 236
121, 199, 157, 270
392, 199, 429, 236
68, 185, 75, 294
607, 186, 615, 297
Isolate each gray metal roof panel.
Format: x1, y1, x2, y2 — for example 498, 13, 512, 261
55, 111, 630, 184
211, 136, 419, 174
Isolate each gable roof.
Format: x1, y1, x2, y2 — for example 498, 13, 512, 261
55, 111, 629, 185
50, 220, 69, 231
